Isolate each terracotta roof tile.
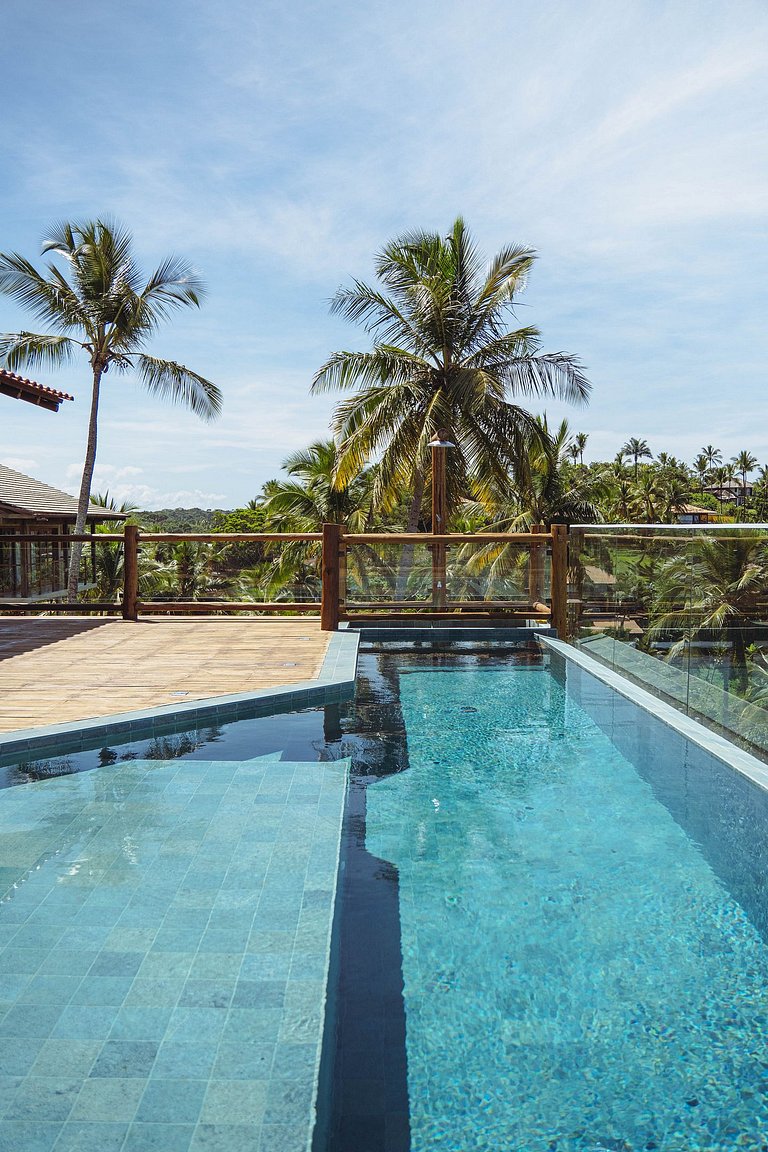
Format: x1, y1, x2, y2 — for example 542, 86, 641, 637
0, 369, 74, 411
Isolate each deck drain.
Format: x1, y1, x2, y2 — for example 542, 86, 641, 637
282, 662, 298, 667
169, 691, 189, 696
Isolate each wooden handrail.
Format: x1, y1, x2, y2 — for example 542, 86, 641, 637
341, 532, 553, 544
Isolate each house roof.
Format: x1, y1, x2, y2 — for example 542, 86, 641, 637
0, 464, 126, 522
0, 369, 74, 413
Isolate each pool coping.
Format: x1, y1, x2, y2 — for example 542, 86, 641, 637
0, 628, 360, 760
543, 637, 768, 796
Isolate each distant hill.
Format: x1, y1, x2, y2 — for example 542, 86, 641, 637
137, 508, 227, 532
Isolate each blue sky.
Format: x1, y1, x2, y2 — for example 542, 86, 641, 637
1, 0, 766, 508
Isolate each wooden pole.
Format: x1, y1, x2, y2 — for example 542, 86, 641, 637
528, 522, 544, 603
122, 524, 139, 621
321, 522, 342, 631
431, 440, 447, 609
550, 523, 568, 640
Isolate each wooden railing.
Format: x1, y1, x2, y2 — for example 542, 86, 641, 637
0, 525, 570, 638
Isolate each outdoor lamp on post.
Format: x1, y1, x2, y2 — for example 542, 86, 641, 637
427, 431, 455, 609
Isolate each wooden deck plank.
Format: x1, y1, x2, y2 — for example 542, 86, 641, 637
0, 617, 331, 732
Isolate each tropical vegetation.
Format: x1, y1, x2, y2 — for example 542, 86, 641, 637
0, 218, 222, 598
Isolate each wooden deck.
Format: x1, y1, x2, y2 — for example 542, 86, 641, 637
0, 617, 331, 733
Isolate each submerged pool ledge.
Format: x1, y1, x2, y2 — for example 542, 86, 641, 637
544, 637, 768, 796
0, 630, 360, 760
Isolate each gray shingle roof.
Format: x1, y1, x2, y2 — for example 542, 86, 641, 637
0, 464, 126, 521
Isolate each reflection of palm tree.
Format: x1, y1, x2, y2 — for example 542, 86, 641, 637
313, 217, 590, 531
0, 220, 222, 600
650, 536, 768, 692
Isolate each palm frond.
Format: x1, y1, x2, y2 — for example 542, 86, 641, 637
135, 355, 222, 421
0, 331, 77, 372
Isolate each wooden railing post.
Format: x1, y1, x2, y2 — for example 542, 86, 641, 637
528, 522, 544, 603
550, 523, 568, 640
321, 522, 342, 631
122, 524, 139, 621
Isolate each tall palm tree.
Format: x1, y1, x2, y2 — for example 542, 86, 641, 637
575, 431, 589, 464
621, 437, 653, 479
701, 444, 723, 471
0, 219, 222, 599
693, 453, 710, 492
311, 217, 590, 531
733, 450, 758, 490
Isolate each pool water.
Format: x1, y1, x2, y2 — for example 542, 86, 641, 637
5, 643, 768, 1151
322, 646, 768, 1152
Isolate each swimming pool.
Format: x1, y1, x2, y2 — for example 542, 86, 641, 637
3, 640, 768, 1151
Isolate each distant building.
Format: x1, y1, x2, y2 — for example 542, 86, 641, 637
703, 480, 753, 507
0, 368, 73, 413
677, 504, 722, 525
0, 464, 125, 602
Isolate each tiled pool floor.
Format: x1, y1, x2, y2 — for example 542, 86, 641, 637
0, 753, 348, 1152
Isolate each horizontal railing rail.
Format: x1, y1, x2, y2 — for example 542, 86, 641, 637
0, 525, 569, 636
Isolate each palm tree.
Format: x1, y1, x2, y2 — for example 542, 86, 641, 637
311, 217, 590, 532
701, 444, 722, 471
575, 431, 589, 464
621, 437, 653, 479
0, 219, 222, 599
261, 439, 377, 602
263, 439, 372, 531
693, 453, 710, 492
733, 450, 758, 491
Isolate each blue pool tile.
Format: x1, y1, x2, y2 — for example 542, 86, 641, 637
52, 1120, 129, 1151
200, 1079, 268, 1124
231, 979, 285, 1010
258, 1122, 311, 1152
70, 976, 134, 1006
52, 1005, 117, 1041
165, 1007, 228, 1044
151, 1041, 218, 1079
178, 979, 235, 1010
124, 977, 185, 1006
17, 975, 81, 1006
0, 1037, 44, 1077
31, 1041, 101, 1079
0, 1120, 63, 1152
70, 1077, 145, 1122
122, 1122, 195, 1151
211, 1042, 274, 1080
189, 1123, 260, 1152
38, 950, 97, 976
109, 1007, 173, 1042
263, 1078, 315, 1126
220, 1009, 283, 1045
135, 1078, 206, 1124
0, 947, 45, 974
5, 1077, 82, 1121
0, 1004, 63, 1038
0, 1076, 23, 1118
271, 1042, 317, 1081
89, 951, 144, 978
137, 952, 193, 979
90, 1041, 158, 1079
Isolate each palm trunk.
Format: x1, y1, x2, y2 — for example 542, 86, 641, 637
67, 367, 102, 602
395, 467, 425, 600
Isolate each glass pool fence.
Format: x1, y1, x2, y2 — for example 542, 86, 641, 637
571, 523, 768, 759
